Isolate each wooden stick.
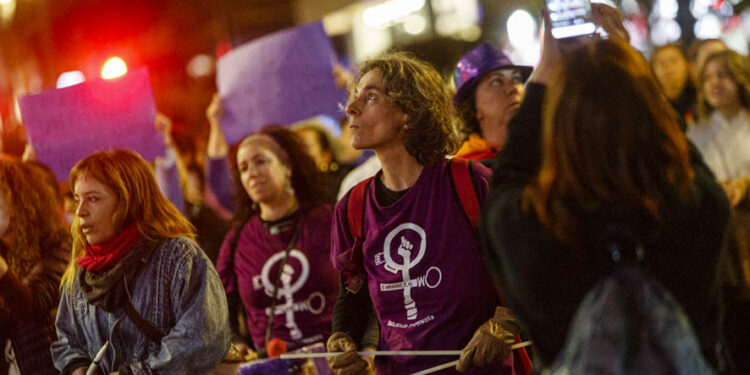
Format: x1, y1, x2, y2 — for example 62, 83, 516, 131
410, 341, 533, 375
279, 340, 532, 360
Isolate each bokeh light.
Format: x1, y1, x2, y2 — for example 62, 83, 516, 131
56, 71, 86, 88
507, 9, 537, 49
651, 18, 682, 45
186, 54, 214, 78
101, 57, 128, 79
694, 13, 722, 38
362, 0, 425, 28
403, 14, 427, 35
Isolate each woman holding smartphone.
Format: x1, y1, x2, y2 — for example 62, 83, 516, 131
480, 7, 730, 372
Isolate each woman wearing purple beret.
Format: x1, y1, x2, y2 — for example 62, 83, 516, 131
453, 43, 532, 164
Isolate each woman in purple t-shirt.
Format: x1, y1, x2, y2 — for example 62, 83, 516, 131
215, 125, 338, 357
328, 52, 526, 375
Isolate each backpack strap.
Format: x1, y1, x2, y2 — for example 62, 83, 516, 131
338, 176, 375, 294
346, 176, 375, 240
448, 158, 481, 233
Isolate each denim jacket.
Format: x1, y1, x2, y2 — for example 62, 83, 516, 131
51, 236, 231, 375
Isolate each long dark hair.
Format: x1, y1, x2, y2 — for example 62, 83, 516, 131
230, 124, 329, 227
523, 39, 694, 246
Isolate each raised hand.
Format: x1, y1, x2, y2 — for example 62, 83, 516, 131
590, 3, 630, 43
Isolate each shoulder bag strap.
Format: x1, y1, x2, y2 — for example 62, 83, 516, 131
262, 217, 304, 351
122, 297, 164, 344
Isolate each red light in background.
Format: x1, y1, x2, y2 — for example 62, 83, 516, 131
101, 57, 128, 79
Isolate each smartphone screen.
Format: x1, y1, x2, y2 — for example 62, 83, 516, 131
547, 0, 596, 39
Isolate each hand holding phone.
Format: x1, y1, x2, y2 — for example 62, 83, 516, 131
590, 3, 630, 43
529, 8, 563, 85
546, 0, 596, 39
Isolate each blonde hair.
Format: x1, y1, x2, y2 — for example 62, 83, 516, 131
61, 149, 195, 289
0, 157, 69, 276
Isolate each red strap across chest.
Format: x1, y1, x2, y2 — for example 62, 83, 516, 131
346, 176, 375, 239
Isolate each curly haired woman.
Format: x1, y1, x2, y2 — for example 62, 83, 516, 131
0, 157, 71, 375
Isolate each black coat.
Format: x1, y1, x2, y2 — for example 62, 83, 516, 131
479, 83, 730, 369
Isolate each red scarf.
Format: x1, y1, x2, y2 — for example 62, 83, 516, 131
77, 223, 142, 272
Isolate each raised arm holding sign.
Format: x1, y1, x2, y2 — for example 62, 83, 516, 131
18, 68, 163, 180
216, 21, 346, 145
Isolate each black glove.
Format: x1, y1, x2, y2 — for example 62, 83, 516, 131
457, 306, 521, 372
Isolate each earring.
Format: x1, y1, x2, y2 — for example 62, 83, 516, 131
285, 178, 295, 197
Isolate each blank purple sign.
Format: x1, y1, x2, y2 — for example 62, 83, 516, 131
18, 68, 163, 181
217, 21, 347, 145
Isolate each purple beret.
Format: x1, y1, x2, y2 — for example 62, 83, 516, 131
453, 43, 533, 106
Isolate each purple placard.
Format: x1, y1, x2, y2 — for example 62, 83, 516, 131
216, 21, 347, 144
19, 68, 163, 181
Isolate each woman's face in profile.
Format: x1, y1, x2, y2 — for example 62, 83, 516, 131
73, 175, 120, 245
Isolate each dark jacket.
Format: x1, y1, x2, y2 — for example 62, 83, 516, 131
0, 233, 70, 375
479, 83, 730, 369
52, 236, 231, 375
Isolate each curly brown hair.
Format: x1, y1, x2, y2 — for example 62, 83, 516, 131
0, 157, 70, 276
352, 51, 461, 165
457, 93, 480, 139
230, 125, 330, 227
696, 49, 750, 121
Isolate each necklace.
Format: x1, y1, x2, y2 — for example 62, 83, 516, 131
260, 206, 299, 235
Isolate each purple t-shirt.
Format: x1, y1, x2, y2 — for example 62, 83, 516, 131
217, 204, 338, 350
332, 161, 512, 375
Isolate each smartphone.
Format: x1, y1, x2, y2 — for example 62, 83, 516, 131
546, 0, 596, 39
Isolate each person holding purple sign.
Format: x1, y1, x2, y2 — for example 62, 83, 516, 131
328, 51, 526, 375
214, 125, 339, 357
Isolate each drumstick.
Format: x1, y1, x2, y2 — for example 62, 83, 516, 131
279, 340, 532, 360
410, 341, 533, 375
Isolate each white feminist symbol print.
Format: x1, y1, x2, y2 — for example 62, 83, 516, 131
379, 223, 442, 321
253, 250, 326, 340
